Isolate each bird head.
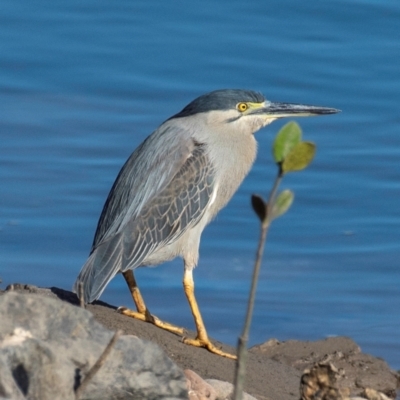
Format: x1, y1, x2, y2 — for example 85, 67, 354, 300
171, 89, 340, 135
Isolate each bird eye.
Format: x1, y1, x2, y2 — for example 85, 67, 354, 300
237, 102, 248, 112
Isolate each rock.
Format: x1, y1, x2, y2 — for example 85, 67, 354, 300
251, 337, 399, 399
362, 388, 393, 400
0, 327, 74, 400
206, 379, 258, 400
185, 369, 217, 400
0, 292, 188, 400
299, 362, 348, 400
299, 363, 397, 400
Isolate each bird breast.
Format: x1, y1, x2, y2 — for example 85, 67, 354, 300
207, 132, 257, 217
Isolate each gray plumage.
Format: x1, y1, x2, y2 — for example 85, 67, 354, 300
76, 129, 215, 303
74, 89, 339, 305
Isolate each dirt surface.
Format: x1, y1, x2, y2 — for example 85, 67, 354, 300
1, 284, 399, 400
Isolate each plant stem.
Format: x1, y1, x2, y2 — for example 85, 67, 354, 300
75, 330, 122, 399
78, 282, 85, 309
266, 170, 283, 223
233, 170, 283, 400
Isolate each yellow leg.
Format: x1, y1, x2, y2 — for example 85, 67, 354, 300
182, 268, 236, 359
118, 270, 184, 335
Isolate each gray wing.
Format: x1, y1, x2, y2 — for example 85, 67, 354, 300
92, 123, 197, 248
74, 129, 215, 303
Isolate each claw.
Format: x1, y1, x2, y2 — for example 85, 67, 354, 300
183, 336, 236, 359
118, 306, 185, 335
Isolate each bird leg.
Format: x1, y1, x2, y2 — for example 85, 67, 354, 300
182, 268, 236, 359
118, 270, 185, 335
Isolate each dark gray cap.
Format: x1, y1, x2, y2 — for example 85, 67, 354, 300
171, 89, 265, 119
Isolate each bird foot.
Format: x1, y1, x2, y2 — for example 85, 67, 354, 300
117, 306, 185, 335
182, 336, 237, 359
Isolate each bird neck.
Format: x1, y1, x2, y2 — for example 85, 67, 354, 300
208, 130, 257, 213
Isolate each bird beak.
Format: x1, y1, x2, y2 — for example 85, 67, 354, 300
249, 101, 340, 118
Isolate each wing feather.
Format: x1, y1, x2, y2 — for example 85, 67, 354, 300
92, 124, 197, 247
74, 128, 215, 303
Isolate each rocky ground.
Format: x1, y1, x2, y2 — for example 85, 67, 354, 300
0, 283, 399, 400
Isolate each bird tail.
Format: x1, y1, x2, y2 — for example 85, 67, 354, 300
73, 235, 123, 304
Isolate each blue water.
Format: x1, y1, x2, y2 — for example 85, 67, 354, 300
1, 1, 399, 369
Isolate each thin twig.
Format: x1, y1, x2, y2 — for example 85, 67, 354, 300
78, 282, 85, 309
266, 169, 283, 220
233, 170, 283, 400
75, 330, 122, 399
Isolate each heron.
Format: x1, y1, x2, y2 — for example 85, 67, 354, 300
74, 89, 339, 359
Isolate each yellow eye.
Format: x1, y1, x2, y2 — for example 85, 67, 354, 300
237, 102, 248, 112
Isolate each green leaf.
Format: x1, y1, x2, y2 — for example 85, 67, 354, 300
282, 141, 316, 173
251, 194, 267, 222
273, 121, 302, 163
272, 190, 294, 219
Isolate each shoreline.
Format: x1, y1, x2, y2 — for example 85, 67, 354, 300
1, 284, 399, 400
